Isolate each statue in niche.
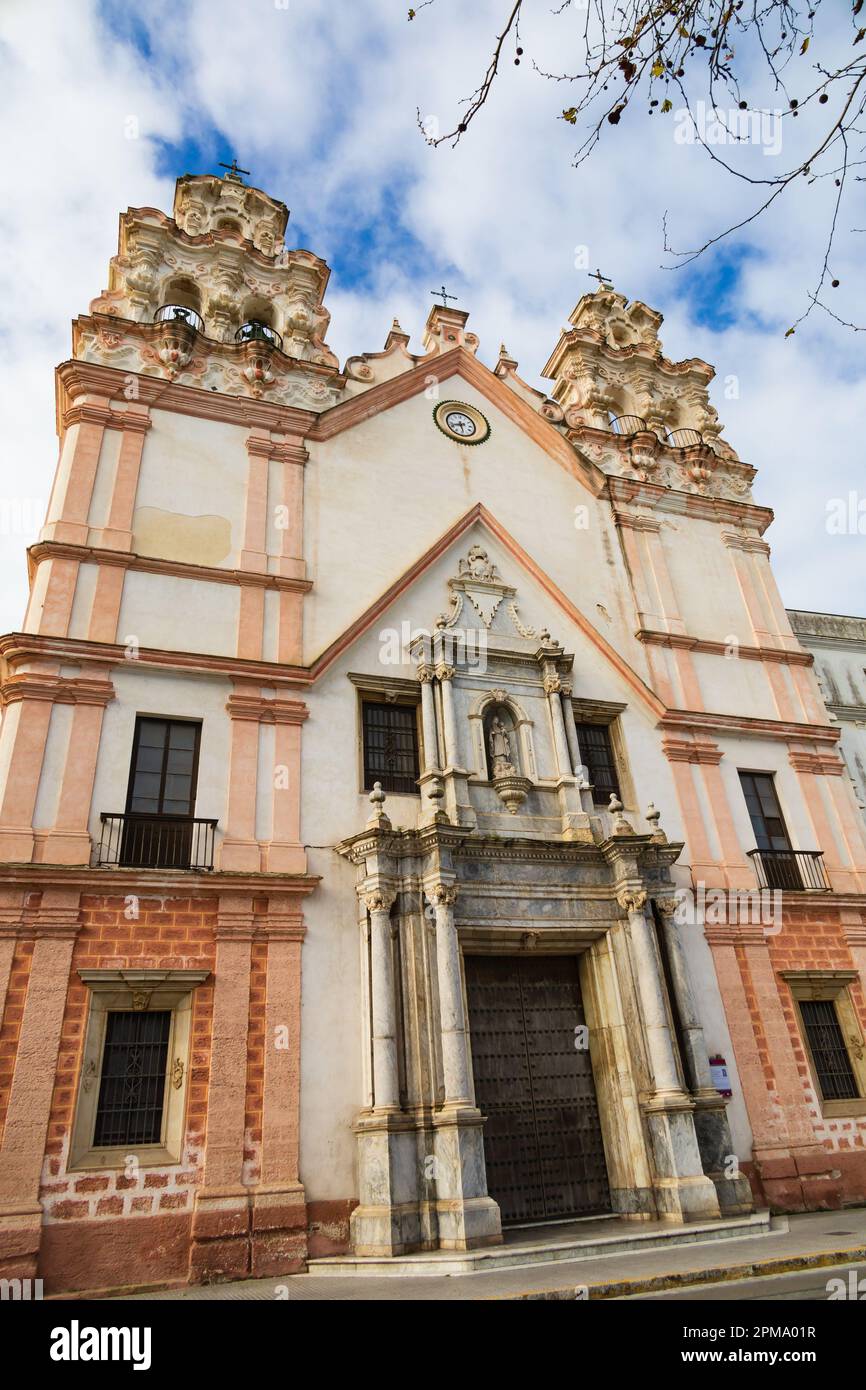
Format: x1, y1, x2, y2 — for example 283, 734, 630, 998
488, 714, 516, 778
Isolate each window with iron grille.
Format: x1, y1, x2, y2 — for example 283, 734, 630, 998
800, 999, 859, 1102
93, 1010, 172, 1147
362, 701, 419, 794
575, 722, 620, 803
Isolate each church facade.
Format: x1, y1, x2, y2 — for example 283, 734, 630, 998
0, 172, 865, 1295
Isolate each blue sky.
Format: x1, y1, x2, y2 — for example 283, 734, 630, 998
0, 0, 864, 629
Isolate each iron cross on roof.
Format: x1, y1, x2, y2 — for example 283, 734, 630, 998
431, 285, 458, 308
588, 267, 613, 286
219, 157, 251, 183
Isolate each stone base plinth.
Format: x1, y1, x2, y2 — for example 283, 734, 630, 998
643, 1098, 721, 1223
432, 1105, 502, 1250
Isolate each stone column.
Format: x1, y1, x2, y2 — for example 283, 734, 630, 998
366, 889, 400, 1111
434, 661, 475, 828
250, 896, 308, 1277
428, 879, 502, 1252
560, 690, 582, 775
545, 675, 573, 779
418, 665, 440, 774
429, 884, 471, 1105
190, 894, 255, 1282
619, 888, 720, 1223
0, 890, 80, 1280
437, 664, 459, 770
654, 897, 753, 1215
350, 887, 420, 1257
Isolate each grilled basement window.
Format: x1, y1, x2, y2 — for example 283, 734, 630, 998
799, 999, 859, 1103
70, 969, 208, 1170
782, 971, 866, 1118
362, 701, 419, 794
575, 722, 621, 804
93, 1009, 172, 1148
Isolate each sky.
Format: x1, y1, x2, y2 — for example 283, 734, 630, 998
0, 0, 863, 632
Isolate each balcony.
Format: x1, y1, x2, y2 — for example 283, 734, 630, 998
96, 813, 217, 871
235, 320, 283, 350
665, 428, 704, 448
747, 848, 830, 892
154, 303, 205, 333
608, 413, 649, 436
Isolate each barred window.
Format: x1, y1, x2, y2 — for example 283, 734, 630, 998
93, 1010, 172, 1147
575, 722, 620, 804
362, 701, 419, 794
800, 999, 859, 1103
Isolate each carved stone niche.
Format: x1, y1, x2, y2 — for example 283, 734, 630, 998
483, 703, 531, 814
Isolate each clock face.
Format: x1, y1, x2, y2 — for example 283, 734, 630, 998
433, 400, 491, 444
444, 409, 477, 438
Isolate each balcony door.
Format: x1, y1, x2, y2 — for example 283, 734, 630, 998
739, 771, 802, 890
122, 718, 201, 868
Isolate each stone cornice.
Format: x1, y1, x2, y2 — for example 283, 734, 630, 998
788, 750, 846, 775
27, 542, 313, 594
608, 477, 773, 532
61, 401, 152, 434
0, 671, 115, 709
0, 863, 321, 898
659, 708, 841, 746
56, 359, 322, 437
226, 692, 309, 725
0, 632, 311, 690
637, 628, 813, 667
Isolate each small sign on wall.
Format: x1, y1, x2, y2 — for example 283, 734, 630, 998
709, 1054, 733, 1097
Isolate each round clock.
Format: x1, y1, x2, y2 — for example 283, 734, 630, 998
433, 400, 491, 445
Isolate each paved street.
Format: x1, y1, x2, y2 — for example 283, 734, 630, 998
114, 1208, 866, 1302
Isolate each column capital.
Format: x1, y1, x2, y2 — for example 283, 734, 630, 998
364, 887, 397, 914
617, 887, 647, 915
426, 881, 459, 908
654, 896, 679, 919
435, 663, 456, 682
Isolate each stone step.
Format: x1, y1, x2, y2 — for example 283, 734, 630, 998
307, 1209, 775, 1278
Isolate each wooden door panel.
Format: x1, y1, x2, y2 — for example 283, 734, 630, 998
466, 954, 611, 1224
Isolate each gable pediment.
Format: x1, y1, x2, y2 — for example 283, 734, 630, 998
307, 347, 604, 498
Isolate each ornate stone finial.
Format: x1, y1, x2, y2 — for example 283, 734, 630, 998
435, 613, 449, 630
392, 317, 404, 333
646, 802, 667, 842
608, 793, 635, 836
367, 781, 391, 830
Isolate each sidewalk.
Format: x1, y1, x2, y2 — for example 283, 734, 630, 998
113, 1208, 866, 1301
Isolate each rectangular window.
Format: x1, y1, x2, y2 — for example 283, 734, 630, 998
93, 1010, 172, 1147
122, 717, 202, 868
70, 969, 207, 1170
799, 999, 859, 1103
362, 701, 419, 794
575, 722, 620, 804
738, 770, 803, 890
126, 717, 201, 816
738, 771, 792, 852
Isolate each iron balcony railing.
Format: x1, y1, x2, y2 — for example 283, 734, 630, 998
747, 848, 830, 892
608, 413, 649, 436
665, 427, 704, 448
97, 813, 218, 871
235, 320, 283, 350
154, 303, 205, 333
